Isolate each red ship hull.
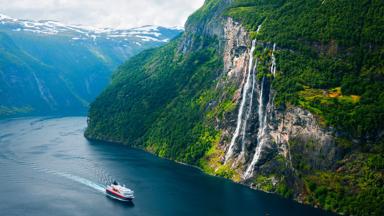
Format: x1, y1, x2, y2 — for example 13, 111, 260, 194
106, 188, 133, 201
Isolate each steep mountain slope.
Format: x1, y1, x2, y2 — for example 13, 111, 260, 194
0, 14, 181, 116
86, 0, 384, 215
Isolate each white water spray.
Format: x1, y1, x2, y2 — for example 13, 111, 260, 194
225, 40, 256, 163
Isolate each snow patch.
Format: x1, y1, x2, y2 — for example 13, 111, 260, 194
0, 13, 181, 44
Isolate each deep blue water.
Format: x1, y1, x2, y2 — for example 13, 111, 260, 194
0, 117, 335, 216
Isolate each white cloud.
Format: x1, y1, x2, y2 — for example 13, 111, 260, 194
0, 0, 205, 28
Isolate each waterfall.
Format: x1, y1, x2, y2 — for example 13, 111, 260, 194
222, 21, 277, 177
237, 60, 257, 161
256, 25, 262, 33
244, 43, 277, 179
271, 43, 276, 77
244, 76, 269, 178
224, 40, 256, 163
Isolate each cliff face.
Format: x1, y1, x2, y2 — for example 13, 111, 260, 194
203, 2, 383, 214
180, 0, 233, 53
86, 0, 384, 215
270, 107, 337, 171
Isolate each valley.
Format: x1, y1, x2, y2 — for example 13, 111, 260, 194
0, 14, 181, 117
0, 0, 383, 215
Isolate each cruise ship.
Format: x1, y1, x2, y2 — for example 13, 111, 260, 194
106, 181, 134, 201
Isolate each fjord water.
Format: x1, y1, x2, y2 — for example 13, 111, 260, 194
0, 117, 333, 216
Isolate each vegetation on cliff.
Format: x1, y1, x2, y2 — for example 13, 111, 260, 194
86, 33, 225, 162
226, 0, 384, 214
228, 0, 384, 140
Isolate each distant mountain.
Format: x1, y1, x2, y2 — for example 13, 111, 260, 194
0, 13, 182, 117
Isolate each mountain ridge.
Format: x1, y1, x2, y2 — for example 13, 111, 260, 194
0, 13, 182, 117
0, 12, 182, 42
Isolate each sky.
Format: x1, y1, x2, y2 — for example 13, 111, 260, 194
0, 0, 205, 29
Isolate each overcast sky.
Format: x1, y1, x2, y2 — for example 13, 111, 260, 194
0, 0, 205, 28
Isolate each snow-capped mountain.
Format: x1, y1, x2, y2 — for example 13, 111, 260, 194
0, 13, 182, 44
0, 13, 182, 117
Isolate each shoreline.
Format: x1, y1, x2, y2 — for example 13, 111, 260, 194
84, 128, 335, 215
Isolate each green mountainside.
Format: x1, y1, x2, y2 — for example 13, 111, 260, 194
86, 0, 384, 215
0, 17, 181, 117
228, 0, 384, 140
0, 32, 111, 116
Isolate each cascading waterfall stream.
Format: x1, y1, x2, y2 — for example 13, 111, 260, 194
224, 24, 262, 164
224, 40, 256, 163
243, 44, 277, 179
271, 43, 277, 77
224, 25, 278, 179
244, 76, 268, 178
238, 60, 257, 161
